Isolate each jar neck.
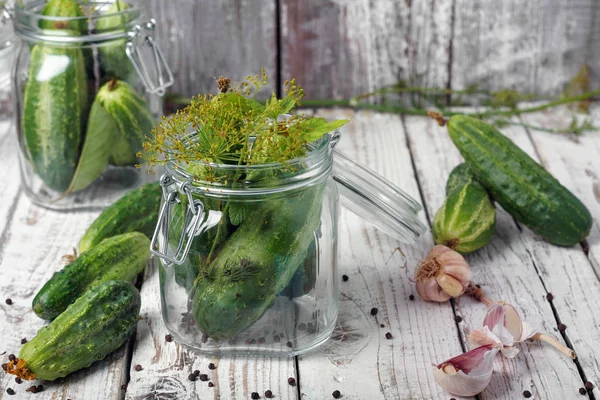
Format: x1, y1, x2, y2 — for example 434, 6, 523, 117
13, 0, 145, 43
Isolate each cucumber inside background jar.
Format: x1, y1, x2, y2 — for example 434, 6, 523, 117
12, 0, 172, 210
0, 2, 15, 135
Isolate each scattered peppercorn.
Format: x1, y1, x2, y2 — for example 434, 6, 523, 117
258, 337, 266, 344
265, 390, 273, 398
286, 341, 293, 348
558, 323, 567, 332
385, 332, 393, 340
523, 390, 531, 398
26, 385, 38, 393
8, 354, 16, 361
121, 384, 127, 391
21, 338, 27, 345
250, 339, 257, 345
288, 377, 296, 386
370, 307, 378, 316
37, 385, 44, 392
6, 388, 15, 395
585, 382, 594, 390
332, 389, 342, 398
2, 363, 7, 371
199, 374, 209, 382
135, 364, 143, 371
188, 373, 198, 381
273, 335, 281, 343
342, 275, 349, 282
455, 316, 463, 323
165, 334, 173, 342
208, 382, 214, 388
193, 370, 200, 376
546, 293, 554, 301
5, 298, 13, 305
251, 392, 260, 399
579, 388, 587, 395
298, 323, 307, 331
409, 294, 415, 301
209, 363, 216, 370
380, 324, 385, 328
15, 377, 22, 384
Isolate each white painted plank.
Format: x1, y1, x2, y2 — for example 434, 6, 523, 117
404, 115, 585, 399
0, 195, 131, 399
0, 124, 21, 239
294, 109, 467, 400
125, 261, 298, 400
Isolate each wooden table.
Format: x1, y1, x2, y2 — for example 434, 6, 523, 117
1, 107, 599, 400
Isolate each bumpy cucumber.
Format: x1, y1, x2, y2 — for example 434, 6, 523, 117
96, 0, 136, 84
433, 180, 496, 254
95, 80, 154, 165
23, 0, 88, 191
446, 163, 476, 195
191, 185, 324, 339
13, 280, 140, 381
38, 0, 87, 32
79, 182, 161, 252
34, 232, 149, 320
448, 115, 592, 246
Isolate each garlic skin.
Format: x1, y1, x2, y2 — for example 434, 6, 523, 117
415, 245, 472, 302
433, 344, 498, 396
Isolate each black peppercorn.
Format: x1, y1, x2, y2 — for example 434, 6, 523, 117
193, 370, 200, 376
380, 324, 385, 328
135, 364, 143, 371
188, 373, 198, 381
20, 338, 27, 345
288, 377, 296, 386
251, 392, 260, 399
8, 354, 16, 361
558, 323, 567, 332
385, 332, 393, 340
2, 363, 7, 371
6, 388, 15, 395
258, 337, 266, 344
332, 389, 342, 398
523, 390, 532, 398
455, 316, 463, 323
298, 323, 307, 331
286, 341, 293, 348
585, 382, 594, 390
121, 384, 127, 391
209, 362, 216, 370
165, 334, 173, 342
199, 374, 209, 381
342, 275, 349, 282
546, 293, 554, 301
370, 307, 378, 316
273, 335, 280, 343
15, 377, 22, 384
265, 390, 273, 398
5, 298, 13, 305
208, 382, 214, 387
579, 387, 587, 395
409, 294, 415, 301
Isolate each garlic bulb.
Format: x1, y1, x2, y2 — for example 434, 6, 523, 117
415, 245, 472, 302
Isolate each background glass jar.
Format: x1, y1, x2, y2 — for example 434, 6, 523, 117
0, 2, 16, 137
152, 132, 427, 356
12, 0, 173, 210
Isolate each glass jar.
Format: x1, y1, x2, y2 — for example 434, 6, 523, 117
151, 131, 427, 356
12, 0, 173, 210
0, 3, 16, 136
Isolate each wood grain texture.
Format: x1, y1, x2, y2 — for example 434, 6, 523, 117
295, 109, 467, 399
125, 260, 298, 400
451, 0, 600, 95
403, 115, 587, 399
280, 0, 453, 100
147, 0, 277, 97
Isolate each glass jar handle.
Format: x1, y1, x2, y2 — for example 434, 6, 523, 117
150, 175, 217, 265
126, 19, 174, 96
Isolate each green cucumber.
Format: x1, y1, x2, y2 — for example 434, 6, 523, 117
433, 179, 496, 253
34, 232, 149, 320
23, 0, 88, 192
446, 163, 476, 195
13, 280, 140, 381
79, 182, 162, 253
96, 0, 136, 84
448, 115, 592, 246
96, 79, 155, 166
38, 0, 87, 32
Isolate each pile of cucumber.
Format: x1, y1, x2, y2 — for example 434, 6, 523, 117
433, 115, 593, 253
6, 183, 161, 381
22, 0, 154, 194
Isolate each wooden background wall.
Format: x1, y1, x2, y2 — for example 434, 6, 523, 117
148, 0, 600, 99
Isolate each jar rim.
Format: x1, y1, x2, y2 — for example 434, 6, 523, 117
13, 0, 143, 43
165, 131, 336, 196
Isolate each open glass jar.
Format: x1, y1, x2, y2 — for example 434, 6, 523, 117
12, 0, 172, 210
152, 131, 426, 356
0, 2, 16, 136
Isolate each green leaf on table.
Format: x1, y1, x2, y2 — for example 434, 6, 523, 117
228, 203, 252, 226
64, 101, 116, 194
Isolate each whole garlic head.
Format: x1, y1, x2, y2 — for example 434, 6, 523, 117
415, 245, 472, 302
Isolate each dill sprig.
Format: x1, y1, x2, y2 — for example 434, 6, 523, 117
138, 70, 348, 181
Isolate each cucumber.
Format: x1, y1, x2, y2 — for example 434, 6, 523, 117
23, 0, 88, 192
433, 180, 496, 253
191, 185, 324, 340
10, 280, 140, 381
448, 115, 592, 246
96, 0, 136, 85
38, 0, 87, 32
34, 232, 150, 320
79, 182, 162, 253
95, 79, 155, 166
446, 163, 476, 195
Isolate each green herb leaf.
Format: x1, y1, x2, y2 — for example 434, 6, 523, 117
228, 203, 252, 226
299, 118, 349, 142
65, 101, 116, 194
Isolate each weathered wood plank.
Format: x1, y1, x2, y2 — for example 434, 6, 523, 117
125, 260, 298, 400
403, 115, 586, 399
0, 123, 21, 240
0, 196, 130, 399
293, 109, 467, 399
280, 0, 453, 100
147, 0, 277, 97
451, 0, 600, 95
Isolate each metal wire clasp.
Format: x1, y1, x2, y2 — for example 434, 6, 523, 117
150, 175, 208, 265
126, 19, 174, 96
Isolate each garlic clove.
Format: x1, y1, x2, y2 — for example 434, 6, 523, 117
503, 303, 524, 342
433, 344, 498, 396
436, 273, 465, 298
468, 326, 503, 349
442, 262, 473, 290
416, 279, 451, 302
